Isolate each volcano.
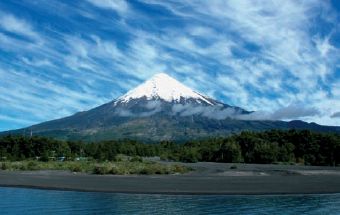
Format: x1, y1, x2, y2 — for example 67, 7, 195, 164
2, 73, 339, 142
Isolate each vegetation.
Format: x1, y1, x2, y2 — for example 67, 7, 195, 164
0, 129, 339, 166
159, 130, 340, 166
0, 160, 189, 175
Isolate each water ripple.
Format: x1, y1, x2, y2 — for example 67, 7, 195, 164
0, 188, 340, 214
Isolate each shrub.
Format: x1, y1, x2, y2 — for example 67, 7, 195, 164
40, 154, 49, 162
109, 165, 120, 174
139, 167, 155, 175
92, 164, 111, 174
1, 162, 8, 170
130, 156, 143, 162
230, 165, 237, 169
27, 161, 38, 170
172, 164, 189, 174
115, 154, 126, 162
19, 163, 28, 171
70, 163, 82, 172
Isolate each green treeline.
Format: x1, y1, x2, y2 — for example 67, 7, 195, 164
0, 129, 339, 166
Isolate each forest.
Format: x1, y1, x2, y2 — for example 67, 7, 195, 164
0, 129, 339, 166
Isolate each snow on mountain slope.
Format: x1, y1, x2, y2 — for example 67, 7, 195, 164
116, 73, 214, 105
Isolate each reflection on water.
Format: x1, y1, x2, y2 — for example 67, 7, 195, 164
0, 187, 339, 214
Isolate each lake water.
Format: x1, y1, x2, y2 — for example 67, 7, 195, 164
0, 187, 339, 214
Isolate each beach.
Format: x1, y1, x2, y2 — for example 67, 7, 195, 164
1, 162, 340, 195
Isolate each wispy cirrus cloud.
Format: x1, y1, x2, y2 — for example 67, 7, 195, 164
138, 0, 340, 123
0, 0, 339, 131
21, 57, 54, 67
86, 0, 129, 16
0, 11, 40, 41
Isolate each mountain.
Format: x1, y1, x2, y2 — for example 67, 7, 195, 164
116, 73, 217, 105
2, 73, 339, 142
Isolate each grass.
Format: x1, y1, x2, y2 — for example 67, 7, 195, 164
0, 160, 190, 175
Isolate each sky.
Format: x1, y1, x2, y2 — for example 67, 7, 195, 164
0, 0, 340, 131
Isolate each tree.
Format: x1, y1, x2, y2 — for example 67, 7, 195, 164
253, 141, 279, 164
179, 147, 200, 163
278, 142, 295, 163
217, 140, 243, 163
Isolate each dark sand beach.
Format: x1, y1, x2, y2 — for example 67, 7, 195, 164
1, 162, 340, 195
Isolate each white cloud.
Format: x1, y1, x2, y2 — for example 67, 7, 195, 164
170, 103, 320, 121
21, 57, 54, 67
139, 0, 339, 125
0, 11, 40, 41
331, 112, 340, 118
269, 104, 320, 120
0, 115, 37, 128
315, 35, 335, 57
1, 0, 340, 130
114, 101, 162, 117
0, 67, 109, 124
86, 0, 129, 15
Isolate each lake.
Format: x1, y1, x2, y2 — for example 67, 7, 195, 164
0, 187, 339, 214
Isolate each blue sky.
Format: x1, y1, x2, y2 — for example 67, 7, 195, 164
0, 0, 340, 131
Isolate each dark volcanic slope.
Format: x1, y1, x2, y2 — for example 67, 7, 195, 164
2, 99, 339, 142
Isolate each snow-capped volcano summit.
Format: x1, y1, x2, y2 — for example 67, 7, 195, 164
116, 73, 214, 105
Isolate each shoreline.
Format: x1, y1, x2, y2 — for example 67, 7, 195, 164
1, 162, 340, 195
1, 184, 340, 196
